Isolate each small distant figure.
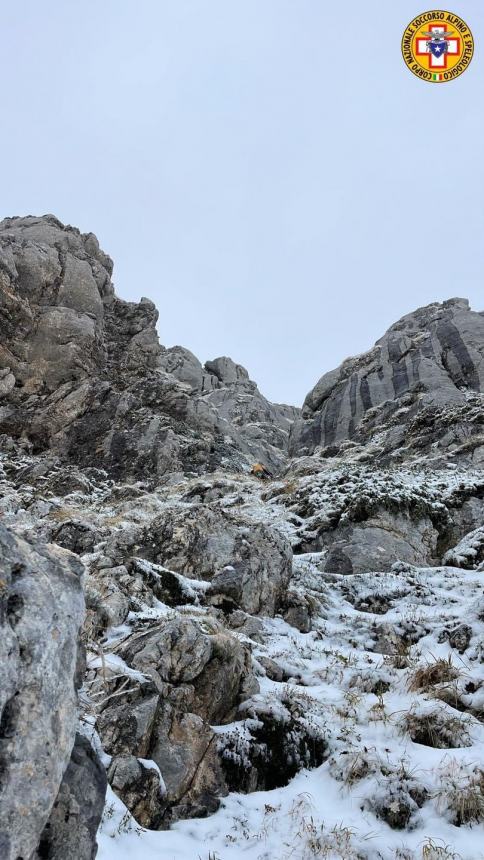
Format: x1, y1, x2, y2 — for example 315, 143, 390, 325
251, 462, 272, 481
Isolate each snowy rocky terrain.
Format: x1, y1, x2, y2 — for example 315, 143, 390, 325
1, 216, 484, 860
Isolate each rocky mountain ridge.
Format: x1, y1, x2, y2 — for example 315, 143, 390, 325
1, 216, 484, 860
291, 297, 484, 462
0, 215, 297, 480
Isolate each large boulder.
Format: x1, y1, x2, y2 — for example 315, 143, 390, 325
33, 734, 107, 860
129, 504, 293, 616
95, 616, 258, 826
99, 700, 224, 829
0, 525, 86, 860
148, 704, 225, 824
319, 510, 439, 574
116, 617, 256, 724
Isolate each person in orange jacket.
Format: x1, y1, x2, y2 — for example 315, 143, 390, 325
250, 462, 272, 480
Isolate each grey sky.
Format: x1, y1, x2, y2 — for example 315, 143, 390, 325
2, 1, 483, 405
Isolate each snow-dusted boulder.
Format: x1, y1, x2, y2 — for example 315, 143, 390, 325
0, 525, 102, 860
128, 503, 293, 616
94, 615, 258, 827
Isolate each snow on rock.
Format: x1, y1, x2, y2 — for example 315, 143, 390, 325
1, 218, 484, 860
2, 441, 484, 859
94, 557, 484, 859
444, 525, 484, 569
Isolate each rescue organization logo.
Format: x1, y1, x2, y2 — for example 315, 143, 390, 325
402, 10, 474, 82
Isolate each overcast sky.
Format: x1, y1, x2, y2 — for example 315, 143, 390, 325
2, 2, 483, 405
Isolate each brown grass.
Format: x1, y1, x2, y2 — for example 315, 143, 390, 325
47, 507, 83, 522
435, 764, 484, 826
403, 708, 471, 749
407, 656, 459, 692
384, 638, 414, 670
421, 840, 462, 860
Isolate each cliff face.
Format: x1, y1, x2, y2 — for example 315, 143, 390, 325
0, 215, 297, 480
290, 298, 484, 461
1, 216, 484, 860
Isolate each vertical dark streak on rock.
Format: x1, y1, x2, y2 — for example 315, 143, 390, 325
436, 320, 480, 391
359, 377, 372, 412
349, 373, 358, 418
323, 386, 345, 446
388, 338, 409, 397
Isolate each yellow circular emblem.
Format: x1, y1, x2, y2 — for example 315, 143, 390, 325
402, 10, 474, 82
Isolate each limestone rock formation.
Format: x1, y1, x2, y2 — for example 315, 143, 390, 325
125, 502, 293, 615
0, 524, 87, 860
291, 298, 484, 461
93, 614, 258, 825
107, 754, 164, 829
34, 734, 108, 860
2, 215, 484, 860
0, 215, 296, 480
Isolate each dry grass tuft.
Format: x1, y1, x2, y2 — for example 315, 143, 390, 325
407, 656, 460, 692
328, 748, 382, 787
421, 839, 462, 859
385, 637, 415, 670
435, 762, 484, 826
47, 506, 83, 522
430, 683, 466, 713
402, 708, 471, 749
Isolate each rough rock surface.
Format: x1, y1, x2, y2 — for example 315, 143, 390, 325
0, 525, 85, 860
94, 615, 258, 825
2, 216, 484, 860
160, 348, 299, 467
291, 298, 484, 459
34, 734, 107, 860
126, 503, 293, 615
0, 215, 296, 480
107, 754, 164, 829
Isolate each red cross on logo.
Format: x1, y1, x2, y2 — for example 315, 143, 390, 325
416, 24, 461, 69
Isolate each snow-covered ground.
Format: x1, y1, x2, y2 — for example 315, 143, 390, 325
2, 452, 484, 859
96, 557, 484, 860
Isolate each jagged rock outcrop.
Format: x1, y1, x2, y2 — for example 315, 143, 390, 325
0, 215, 114, 393
0, 524, 95, 860
93, 615, 258, 826
158, 347, 299, 470
119, 502, 293, 616
2, 215, 484, 859
0, 215, 296, 480
291, 298, 484, 462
